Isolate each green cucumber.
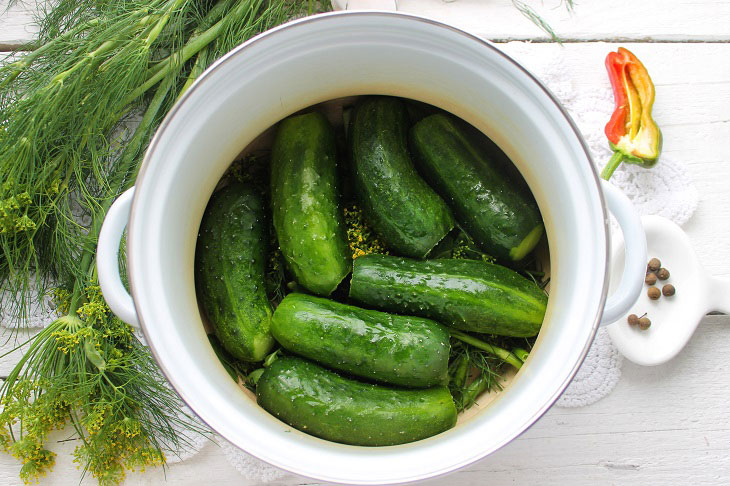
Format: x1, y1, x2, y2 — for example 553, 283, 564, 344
271, 112, 350, 296
409, 113, 544, 261
271, 293, 450, 387
349, 254, 547, 337
195, 183, 274, 362
256, 356, 457, 446
350, 96, 454, 258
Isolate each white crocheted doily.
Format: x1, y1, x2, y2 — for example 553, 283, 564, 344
509, 48, 698, 407
0, 47, 698, 475
219, 438, 288, 483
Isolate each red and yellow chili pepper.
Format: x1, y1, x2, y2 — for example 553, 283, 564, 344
601, 47, 662, 180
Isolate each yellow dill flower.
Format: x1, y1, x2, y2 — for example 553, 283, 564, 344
343, 204, 389, 260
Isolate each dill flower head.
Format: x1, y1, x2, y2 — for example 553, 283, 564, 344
343, 204, 388, 260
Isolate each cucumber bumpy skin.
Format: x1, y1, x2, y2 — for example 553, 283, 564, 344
271, 293, 450, 387
350, 96, 454, 258
410, 113, 544, 262
349, 254, 547, 337
271, 111, 350, 296
256, 356, 457, 446
195, 183, 274, 362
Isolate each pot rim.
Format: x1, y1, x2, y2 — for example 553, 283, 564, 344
127, 10, 609, 483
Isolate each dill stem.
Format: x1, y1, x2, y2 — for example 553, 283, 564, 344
513, 347, 530, 362
1, 320, 64, 393
67, 75, 178, 316
144, 0, 188, 47
124, 0, 251, 106
200, 0, 238, 31
449, 330, 524, 370
49, 11, 162, 86
0, 19, 100, 90
176, 48, 208, 103
0, 19, 94, 90
460, 372, 490, 410
142, 0, 231, 83
449, 354, 468, 388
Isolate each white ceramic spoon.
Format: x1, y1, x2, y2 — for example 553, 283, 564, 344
607, 215, 730, 366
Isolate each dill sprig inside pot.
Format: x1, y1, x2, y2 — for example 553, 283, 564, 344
0, 1, 332, 484
448, 333, 534, 412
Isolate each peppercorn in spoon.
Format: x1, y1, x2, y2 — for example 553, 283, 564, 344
606, 215, 730, 366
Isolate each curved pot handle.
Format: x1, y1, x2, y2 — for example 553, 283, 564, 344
600, 181, 647, 325
97, 187, 140, 327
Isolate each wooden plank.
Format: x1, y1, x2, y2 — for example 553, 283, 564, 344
3, 0, 730, 50
0, 41, 729, 485
0, 328, 39, 378
0, 0, 37, 50
341, 0, 730, 42
497, 42, 730, 278
2, 315, 727, 485
398, 0, 730, 42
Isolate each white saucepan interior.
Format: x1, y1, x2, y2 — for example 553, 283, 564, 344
127, 12, 608, 485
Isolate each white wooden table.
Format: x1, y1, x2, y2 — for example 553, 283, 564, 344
2, 1, 729, 484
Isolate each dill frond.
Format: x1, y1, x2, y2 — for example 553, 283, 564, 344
0, 1, 333, 484
512, 0, 574, 43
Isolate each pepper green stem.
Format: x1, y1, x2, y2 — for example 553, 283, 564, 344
600, 151, 625, 180
449, 330, 523, 370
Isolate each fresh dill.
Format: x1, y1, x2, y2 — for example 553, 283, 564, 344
0, 1, 331, 484
431, 227, 497, 263
512, 0, 574, 43
448, 332, 536, 412
448, 340, 506, 411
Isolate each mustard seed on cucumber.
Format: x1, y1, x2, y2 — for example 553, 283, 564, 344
197, 96, 550, 447
349, 97, 455, 258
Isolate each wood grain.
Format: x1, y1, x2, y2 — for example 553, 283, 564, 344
1, 316, 727, 485
0, 328, 38, 377
3, 0, 730, 49
351, 0, 730, 42
0, 0, 37, 50
1, 2, 730, 483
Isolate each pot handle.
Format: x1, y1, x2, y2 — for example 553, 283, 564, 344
97, 187, 140, 327
600, 181, 647, 325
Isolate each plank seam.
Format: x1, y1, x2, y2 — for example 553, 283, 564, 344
3, 39, 730, 52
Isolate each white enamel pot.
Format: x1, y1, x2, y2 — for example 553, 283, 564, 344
96, 11, 646, 484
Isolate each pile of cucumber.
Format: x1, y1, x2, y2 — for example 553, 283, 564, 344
195, 96, 547, 447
